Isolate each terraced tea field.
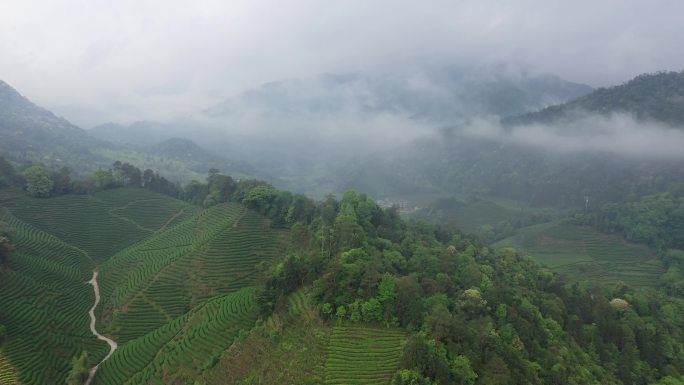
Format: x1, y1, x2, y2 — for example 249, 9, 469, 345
0, 210, 107, 385
0, 350, 19, 385
0, 188, 198, 262
94, 288, 257, 385
494, 221, 663, 287
324, 326, 405, 385
98, 202, 280, 343
0, 187, 281, 384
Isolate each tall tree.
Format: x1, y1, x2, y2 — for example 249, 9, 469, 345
22, 165, 53, 197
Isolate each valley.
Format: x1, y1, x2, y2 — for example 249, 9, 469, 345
0, 26, 683, 384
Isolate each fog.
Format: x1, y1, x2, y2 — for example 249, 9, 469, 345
461, 113, 684, 159
2, 1, 684, 127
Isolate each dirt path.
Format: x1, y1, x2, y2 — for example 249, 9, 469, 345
85, 271, 118, 385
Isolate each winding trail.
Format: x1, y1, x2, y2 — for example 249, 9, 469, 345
85, 271, 118, 385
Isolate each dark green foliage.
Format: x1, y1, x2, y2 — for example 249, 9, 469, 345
0, 157, 22, 188
595, 192, 684, 251
251, 186, 684, 385
0, 220, 13, 262
505, 71, 684, 127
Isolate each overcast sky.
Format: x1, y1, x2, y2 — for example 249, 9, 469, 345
1, 0, 683, 127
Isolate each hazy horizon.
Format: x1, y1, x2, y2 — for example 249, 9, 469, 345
2, 0, 683, 127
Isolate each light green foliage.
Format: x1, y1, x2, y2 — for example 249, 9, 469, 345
392, 369, 437, 385
65, 351, 88, 385
450, 355, 477, 385
361, 298, 383, 322
22, 165, 53, 197
651, 376, 684, 385
242, 184, 277, 211
378, 272, 397, 303
335, 305, 347, 319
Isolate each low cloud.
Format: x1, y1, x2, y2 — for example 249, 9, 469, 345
461, 113, 684, 159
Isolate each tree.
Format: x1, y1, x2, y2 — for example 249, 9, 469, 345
0, 323, 7, 345
0, 220, 13, 263
451, 355, 477, 385
0, 157, 21, 188
92, 169, 115, 190
243, 184, 277, 212
120, 162, 142, 187
22, 165, 53, 197
50, 167, 72, 194
65, 350, 89, 385
392, 369, 437, 385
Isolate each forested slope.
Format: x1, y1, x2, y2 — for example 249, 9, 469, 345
1, 158, 684, 385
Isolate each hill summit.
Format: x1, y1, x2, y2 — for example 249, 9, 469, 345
504, 70, 684, 127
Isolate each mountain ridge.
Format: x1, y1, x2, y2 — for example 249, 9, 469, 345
503, 70, 684, 127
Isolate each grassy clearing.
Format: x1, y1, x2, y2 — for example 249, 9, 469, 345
494, 221, 663, 287
324, 326, 405, 385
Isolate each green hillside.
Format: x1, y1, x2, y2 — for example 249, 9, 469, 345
97, 202, 280, 343
494, 221, 663, 287
1, 164, 683, 385
0, 188, 198, 262
0, 187, 280, 385
95, 287, 257, 385
0, 209, 106, 384
325, 326, 405, 385
504, 70, 684, 126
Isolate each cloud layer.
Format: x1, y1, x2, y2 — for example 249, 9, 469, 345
1, 0, 683, 126
462, 113, 684, 159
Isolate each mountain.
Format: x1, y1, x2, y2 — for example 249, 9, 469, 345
0, 81, 257, 183
0, 80, 111, 171
89, 121, 174, 145
147, 137, 265, 179
325, 71, 684, 207
87, 67, 591, 195
206, 66, 592, 124
504, 70, 684, 127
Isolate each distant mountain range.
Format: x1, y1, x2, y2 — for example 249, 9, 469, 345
328, 71, 684, 205
85, 65, 594, 193
205, 66, 593, 124
5, 68, 682, 202
0, 81, 251, 182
